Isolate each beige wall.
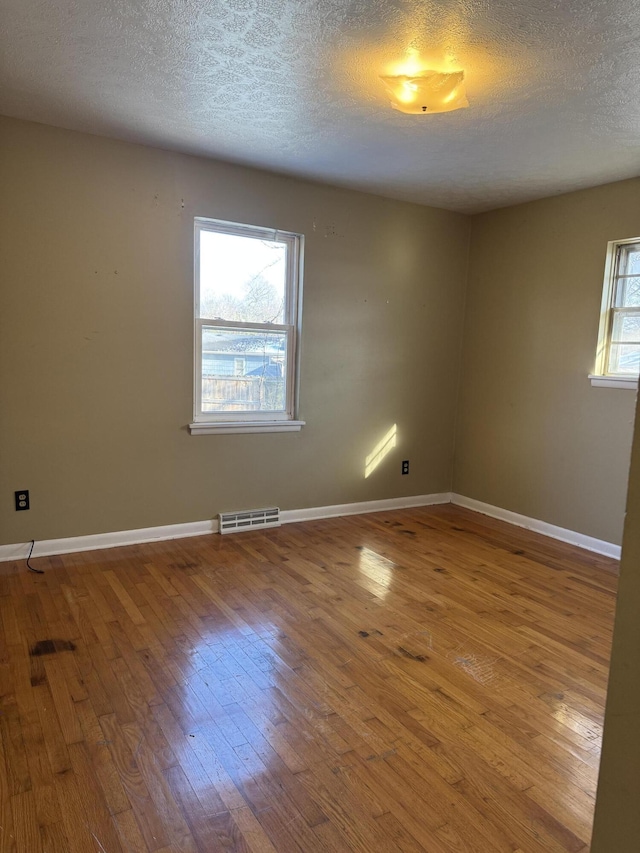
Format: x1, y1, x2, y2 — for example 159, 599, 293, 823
454, 180, 639, 545
0, 116, 470, 544
591, 388, 640, 849
1, 115, 636, 549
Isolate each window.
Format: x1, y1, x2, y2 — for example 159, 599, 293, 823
592, 238, 640, 388
191, 218, 304, 433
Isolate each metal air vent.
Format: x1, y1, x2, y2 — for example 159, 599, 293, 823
218, 507, 280, 534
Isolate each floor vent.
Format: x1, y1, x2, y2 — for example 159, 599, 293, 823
218, 507, 281, 535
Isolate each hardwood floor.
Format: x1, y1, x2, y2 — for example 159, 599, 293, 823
0, 505, 618, 852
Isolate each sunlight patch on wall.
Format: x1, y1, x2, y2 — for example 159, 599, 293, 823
365, 424, 397, 478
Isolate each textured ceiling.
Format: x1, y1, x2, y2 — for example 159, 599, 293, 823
1, 0, 639, 213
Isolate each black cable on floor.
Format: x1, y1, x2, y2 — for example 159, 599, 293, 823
26, 540, 44, 574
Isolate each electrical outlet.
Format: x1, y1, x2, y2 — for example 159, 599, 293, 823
401, 460, 409, 475
15, 490, 29, 511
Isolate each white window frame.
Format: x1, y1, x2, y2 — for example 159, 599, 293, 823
590, 237, 640, 390
190, 218, 305, 434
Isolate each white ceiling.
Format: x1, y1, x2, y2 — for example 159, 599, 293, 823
1, 0, 639, 213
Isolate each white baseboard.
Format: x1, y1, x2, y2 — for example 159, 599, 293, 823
0, 520, 217, 563
0, 493, 452, 563
451, 493, 621, 559
280, 492, 452, 525
0, 492, 619, 563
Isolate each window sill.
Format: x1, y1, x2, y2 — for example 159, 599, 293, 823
189, 420, 305, 435
589, 374, 638, 390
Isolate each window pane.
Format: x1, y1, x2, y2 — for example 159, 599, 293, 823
609, 344, 640, 375
615, 276, 640, 307
199, 231, 287, 323
619, 246, 640, 277
612, 312, 640, 343
201, 326, 288, 413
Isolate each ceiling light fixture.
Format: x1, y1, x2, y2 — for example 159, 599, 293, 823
380, 69, 468, 115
